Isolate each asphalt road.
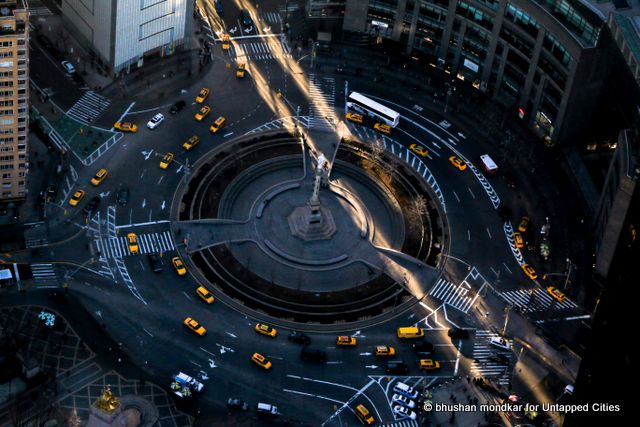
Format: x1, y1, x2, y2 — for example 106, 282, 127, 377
16, 1, 592, 424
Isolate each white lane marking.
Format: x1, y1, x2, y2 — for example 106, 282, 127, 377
182, 291, 192, 300
226, 332, 237, 338
267, 355, 284, 360
113, 102, 136, 127
502, 262, 513, 274
359, 352, 372, 356
143, 328, 153, 337
468, 230, 471, 241
199, 347, 217, 358
114, 219, 170, 229
216, 343, 235, 354
161, 200, 166, 210
453, 191, 460, 202
365, 365, 378, 369
283, 389, 348, 406
490, 267, 499, 277
157, 175, 164, 184
486, 227, 492, 239
467, 187, 476, 199
141, 199, 146, 208
326, 361, 343, 365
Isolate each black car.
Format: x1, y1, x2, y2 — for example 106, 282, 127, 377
116, 187, 129, 206
148, 253, 164, 273
83, 196, 101, 214
448, 327, 470, 339
300, 347, 326, 363
227, 398, 248, 411
412, 340, 434, 355
241, 9, 253, 27
169, 100, 186, 114
288, 331, 311, 345
386, 361, 409, 374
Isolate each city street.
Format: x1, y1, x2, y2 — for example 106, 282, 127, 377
0, 0, 596, 425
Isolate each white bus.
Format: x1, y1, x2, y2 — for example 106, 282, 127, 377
347, 92, 400, 128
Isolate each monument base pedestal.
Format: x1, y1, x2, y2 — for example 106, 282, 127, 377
288, 205, 337, 241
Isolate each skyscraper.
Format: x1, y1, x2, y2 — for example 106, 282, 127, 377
0, 0, 29, 202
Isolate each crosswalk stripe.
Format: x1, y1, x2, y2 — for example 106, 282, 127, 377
66, 91, 111, 125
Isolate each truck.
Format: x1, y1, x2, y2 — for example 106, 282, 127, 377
170, 372, 203, 398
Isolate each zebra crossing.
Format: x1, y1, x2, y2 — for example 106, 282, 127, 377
66, 91, 111, 125
308, 74, 336, 131
31, 263, 58, 288
246, 116, 310, 134
263, 11, 282, 24
499, 288, 578, 312
378, 420, 419, 427
233, 40, 292, 61
470, 331, 513, 385
28, 6, 53, 15
429, 277, 476, 313
95, 231, 175, 259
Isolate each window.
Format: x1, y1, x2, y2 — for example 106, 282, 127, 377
505, 3, 540, 38
1, 173, 10, 178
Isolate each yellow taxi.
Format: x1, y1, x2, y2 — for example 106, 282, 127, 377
513, 232, 524, 249
221, 34, 231, 50
448, 155, 467, 171
159, 152, 174, 169
418, 359, 441, 371
126, 233, 139, 254
195, 87, 209, 103
236, 63, 246, 78
182, 135, 200, 151
196, 286, 215, 304
255, 323, 277, 337
195, 105, 211, 121
409, 143, 428, 157
518, 216, 530, 233
547, 286, 566, 302
345, 112, 363, 124
374, 345, 396, 356
373, 122, 391, 135
114, 121, 138, 133
90, 168, 108, 186
171, 256, 186, 276
183, 317, 206, 336
336, 336, 357, 346
68, 189, 85, 206
210, 116, 226, 133
521, 264, 537, 280
251, 352, 272, 370
355, 404, 375, 425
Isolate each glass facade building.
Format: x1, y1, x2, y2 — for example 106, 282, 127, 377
337, 0, 609, 144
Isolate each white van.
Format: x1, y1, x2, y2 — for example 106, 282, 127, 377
393, 381, 418, 400
479, 154, 498, 175
257, 402, 278, 415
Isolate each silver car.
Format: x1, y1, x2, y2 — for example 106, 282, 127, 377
146, 113, 165, 129
392, 393, 416, 409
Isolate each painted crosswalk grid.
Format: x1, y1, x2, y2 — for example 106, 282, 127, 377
470, 331, 513, 385
95, 231, 175, 259
499, 288, 577, 312
264, 12, 282, 24
378, 420, 419, 427
233, 40, 292, 61
429, 277, 475, 313
66, 91, 111, 125
308, 74, 336, 131
31, 263, 58, 288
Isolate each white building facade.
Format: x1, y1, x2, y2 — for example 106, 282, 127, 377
61, 0, 192, 75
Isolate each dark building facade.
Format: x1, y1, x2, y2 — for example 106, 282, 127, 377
310, 0, 613, 146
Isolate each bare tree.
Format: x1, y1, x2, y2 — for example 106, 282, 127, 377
410, 194, 428, 218
68, 407, 81, 427
370, 139, 384, 163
